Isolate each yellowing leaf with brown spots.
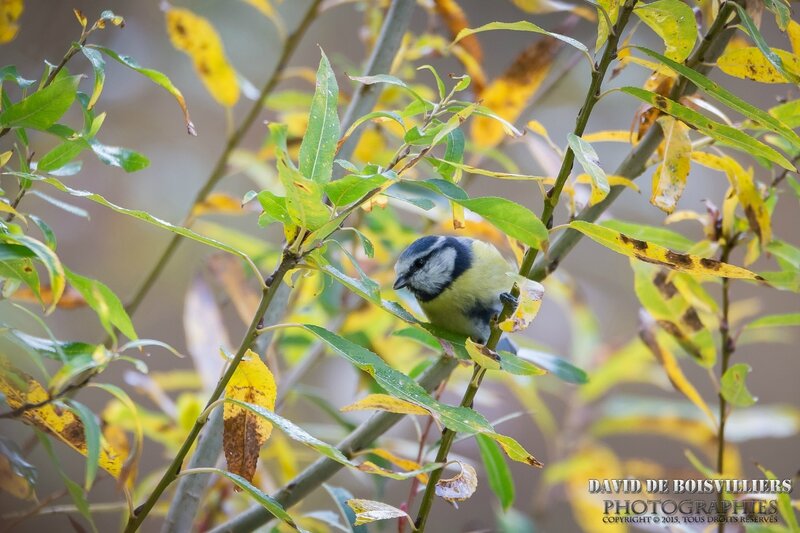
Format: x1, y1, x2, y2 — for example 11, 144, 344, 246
359, 448, 429, 483
435, 460, 478, 503
0, 0, 23, 43
569, 220, 764, 280
190, 192, 244, 218
691, 152, 771, 245
651, 116, 691, 213
165, 7, 240, 107
223, 350, 276, 484
340, 394, 430, 416
717, 47, 800, 83
470, 33, 564, 147
639, 311, 717, 425
346, 499, 413, 528
0, 368, 123, 478
499, 275, 544, 332
466, 339, 502, 370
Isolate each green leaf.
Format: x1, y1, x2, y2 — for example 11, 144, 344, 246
5, 235, 65, 313
621, 87, 796, 170
6, 330, 95, 362
0, 75, 80, 130
88, 45, 195, 135
567, 133, 609, 204
256, 191, 292, 226
763, 0, 791, 30
730, 3, 800, 85
636, 47, 800, 150
0, 243, 35, 261
325, 174, 389, 206
65, 269, 137, 342
600, 219, 693, 251
277, 156, 329, 231
80, 46, 105, 110
418, 64, 446, 100
184, 467, 301, 530
476, 433, 515, 511
0, 66, 35, 89
303, 325, 542, 466
89, 140, 149, 172
436, 129, 465, 182
19, 172, 260, 278
410, 180, 548, 248
497, 350, 547, 376
37, 141, 85, 173
757, 464, 800, 531
349, 74, 430, 107
517, 348, 589, 384
720, 363, 757, 407
298, 50, 339, 185
67, 401, 101, 491
452, 21, 588, 56
633, 0, 696, 62
744, 313, 800, 330
770, 99, 800, 129
0, 436, 37, 491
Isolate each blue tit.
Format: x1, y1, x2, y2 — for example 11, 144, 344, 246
393, 235, 516, 347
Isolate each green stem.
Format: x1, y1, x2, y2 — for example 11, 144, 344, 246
123, 255, 297, 533
413, 3, 640, 530
120, 0, 321, 319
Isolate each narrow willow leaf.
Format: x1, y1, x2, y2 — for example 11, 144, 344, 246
325, 174, 389, 206
496, 350, 547, 376
89, 45, 194, 134
435, 461, 478, 503
89, 140, 149, 173
466, 339, 502, 370
325, 485, 368, 533
730, 3, 800, 85
426, 157, 546, 181
299, 50, 339, 185
185, 468, 300, 530
0, 436, 36, 500
717, 47, 800, 84
452, 21, 588, 56
6, 235, 65, 313
476, 434, 514, 511
165, 7, 239, 106
595, 0, 620, 51
651, 116, 691, 213
757, 464, 800, 530
277, 156, 329, 231
517, 347, 589, 384
347, 499, 413, 528
633, 0, 696, 62
568, 133, 609, 204
80, 46, 105, 110
637, 46, 800, 150
498, 275, 544, 332
340, 394, 430, 416
601, 219, 693, 251
720, 363, 757, 407
304, 325, 542, 466
349, 74, 430, 107
37, 141, 85, 173
66, 401, 101, 491
744, 313, 800, 330
0, 75, 80, 130
621, 87, 795, 170
640, 313, 717, 425
570, 220, 764, 280
64, 269, 137, 341
763, 0, 791, 30
21, 173, 260, 278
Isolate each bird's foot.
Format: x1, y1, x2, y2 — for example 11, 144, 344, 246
499, 292, 518, 310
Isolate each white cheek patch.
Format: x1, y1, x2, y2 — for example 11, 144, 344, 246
413, 247, 456, 295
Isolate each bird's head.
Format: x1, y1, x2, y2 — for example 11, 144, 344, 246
393, 236, 470, 301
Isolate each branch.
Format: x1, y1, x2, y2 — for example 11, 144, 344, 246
205, 356, 459, 533
124, 255, 298, 532
334, 0, 416, 174
121, 0, 322, 319
160, 282, 292, 533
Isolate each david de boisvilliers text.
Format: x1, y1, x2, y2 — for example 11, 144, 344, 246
588, 478, 793, 494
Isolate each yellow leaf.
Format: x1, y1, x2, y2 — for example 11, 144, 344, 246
717, 47, 800, 83
191, 192, 244, 218
639, 312, 717, 426
0, 0, 23, 43
465, 339, 501, 370
575, 173, 640, 192
340, 393, 430, 416
788, 20, 800, 57
569, 220, 765, 280
651, 116, 691, 214
223, 350, 277, 484
165, 7, 240, 106
582, 130, 634, 143
595, 0, 620, 51
434, 0, 482, 63
499, 275, 544, 332
690, 152, 771, 244
0, 151, 12, 167
359, 448, 429, 483
470, 35, 561, 147
0, 368, 123, 478
347, 499, 413, 528
435, 461, 478, 503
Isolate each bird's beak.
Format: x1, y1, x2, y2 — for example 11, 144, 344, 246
393, 275, 408, 291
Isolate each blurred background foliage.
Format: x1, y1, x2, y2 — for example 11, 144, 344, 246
0, 0, 798, 531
